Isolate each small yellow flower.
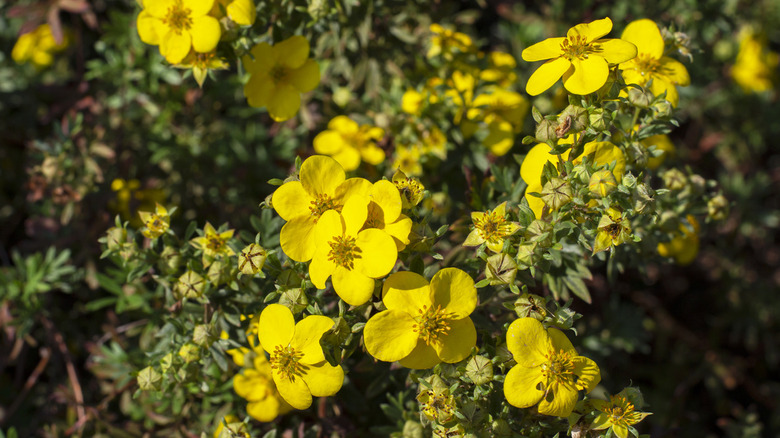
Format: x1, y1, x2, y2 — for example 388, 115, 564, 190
363, 180, 413, 251
593, 208, 631, 254
503, 317, 600, 417
191, 222, 235, 263
257, 304, 344, 410
619, 19, 690, 107
176, 50, 228, 87
309, 196, 398, 306
392, 169, 425, 209
427, 24, 474, 59
212, 0, 256, 26
480, 51, 518, 86
732, 27, 779, 93
137, 0, 222, 65
12, 24, 69, 69
392, 144, 424, 177
138, 203, 170, 239
463, 201, 521, 253
233, 355, 292, 422
401, 88, 426, 115
591, 392, 651, 438
243, 36, 320, 122
657, 215, 699, 265
522, 17, 637, 96
364, 268, 478, 369
272, 155, 372, 262
313, 116, 385, 171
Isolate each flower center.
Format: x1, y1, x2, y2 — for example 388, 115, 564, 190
270, 345, 307, 382
560, 35, 597, 60
394, 178, 424, 207
206, 235, 226, 252
309, 193, 341, 220
413, 305, 452, 345
476, 211, 507, 242
163, 1, 193, 34
604, 223, 624, 240
270, 65, 289, 84
541, 349, 575, 384
328, 235, 361, 269
605, 395, 635, 426
633, 53, 661, 77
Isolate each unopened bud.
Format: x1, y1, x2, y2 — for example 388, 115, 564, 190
557, 104, 588, 137
663, 168, 687, 191
588, 108, 610, 131
158, 247, 181, 275
402, 421, 425, 438
193, 324, 217, 348
651, 100, 673, 118
541, 177, 572, 211
465, 356, 494, 385
689, 174, 706, 194
485, 253, 517, 286
160, 352, 174, 373
175, 270, 206, 299
535, 118, 558, 143
627, 87, 653, 108
627, 141, 648, 168
137, 366, 162, 391
633, 183, 655, 214
238, 243, 267, 275
708, 194, 729, 221
516, 243, 537, 268
526, 220, 553, 247
588, 170, 618, 198
514, 293, 548, 319
279, 288, 309, 314
105, 226, 127, 251
207, 259, 229, 286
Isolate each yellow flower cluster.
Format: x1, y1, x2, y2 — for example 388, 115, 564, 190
313, 116, 385, 171
732, 27, 779, 93
12, 24, 69, 69
272, 155, 413, 305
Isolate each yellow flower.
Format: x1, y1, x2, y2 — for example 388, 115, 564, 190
420, 127, 448, 160
11, 24, 68, 69
137, 0, 221, 65
233, 355, 292, 422
313, 116, 385, 171
401, 88, 426, 115
191, 222, 235, 263
427, 24, 474, 59
272, 155, 372, 262
591, 393, 651, 438
393, 144, 424, 176
657, 215, 699, 265
138, 203, 170, 239
480, 51, 518, 86
243, 36, 320, 122
503, 317, 600, 417
521, 139, 625, 219
212, 0, 256, 26
392, 169, 425, 209
522, 17, 637, 96
732, 28, 779, 93
363, 268, 477, 369
257, 304, 344, 410
176, 50, 228, 87
619, 19, 690, 107
363, 180, 413, 251
445, 70, 476, 124
463, 201, 521, 253
593, 208, 631, 254
643, 133, 676, 170
309, 196, 398, 306
468, 88, 530, 156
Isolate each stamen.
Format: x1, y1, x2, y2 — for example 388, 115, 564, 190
413, 305, 453, 345
328, 235, 361, 269
270, 345, 307, 382
309, 193, 341, 220
163, 1, 193, 34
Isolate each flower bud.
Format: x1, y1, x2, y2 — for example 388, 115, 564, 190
207, 259, 229, 286
238, 243, 267, 275
158, 247, 181, 275
541, 177, 572, 211
588, 108, 610, 131
626, 141, 648, 168
662, 168, 687, 191
633, 183, 656, 214
465, 355, 494, 385
193, 324, 217, 348
175, 270, 206, 299
402, 421, 425, 438
485, 253, 517, 286
137, 366, 162, 391
516, 243, 537, 268
279, 288, 309, 314
708, 194, 729, 221
588, 170, 618, 198
177, 343, 200, 363
557, 104, 588, 137
105, 226, 128, 251
526, 220, 553, 247
651, 99, 673, 118
514, 293, 548, 319
535, 118, 558, 142
627, 87, 653, 108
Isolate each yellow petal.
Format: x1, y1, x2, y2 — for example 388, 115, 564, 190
360, 144, 385, 165
247, 396, 282, 422
313, 130, 348, 155
483, 119, 515, 156
279, 216, 317, 262
463, 229, 485, 247
430, 268, 476, 319
579, 141, 626, 181
332, 266, 375, 306
537, 379, 579, 417
136, 11, 161, 45
302, 362, 344, 397
258, 304, 295, 354
562, 56, 609, 95
506, 317, 550, 367
243, 42, 272, 75
659, 56, 690, 85
364, 310, 419, 362
382, 271, 432, 313
334, 177, 373, 204
597, 38, 638, 64
620, 19, 663, 59
398, 339, 442, 369
521, 37, 566, 62
274, 35, 310, 70
572, 356, 601, 393
292, 315, 334, 364
431, 317, 476, 363
267, 83, 302, 122
567, 17, 612, 43
355, 229, 397, 278
308, 244, 336, 289
341, 195, 369, 236
227, 0, 256, 25
384, 216, 412, 249
144, 0, 175, 17
189, 17, 220, 54
161, 30, 191, 64
649, 78, 680, 107
183, 0, 214, 16
547, 327, 576, 355
272, 180, 312, 220
503, 364, 545, 408
273, 369, 311, 410
244, 72, 274, 108
289, 59, 320, 93
301, 155, 345, 197
526, 57, 572, 96
370, 180, 403, 224
233, 370, 269, 401
331, 146, 362, 172
314, 209, 344, 251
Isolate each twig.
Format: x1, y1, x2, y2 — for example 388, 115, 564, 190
1, 347, 50, 425
96, 318, 149, 346
41, 317, 87, 431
